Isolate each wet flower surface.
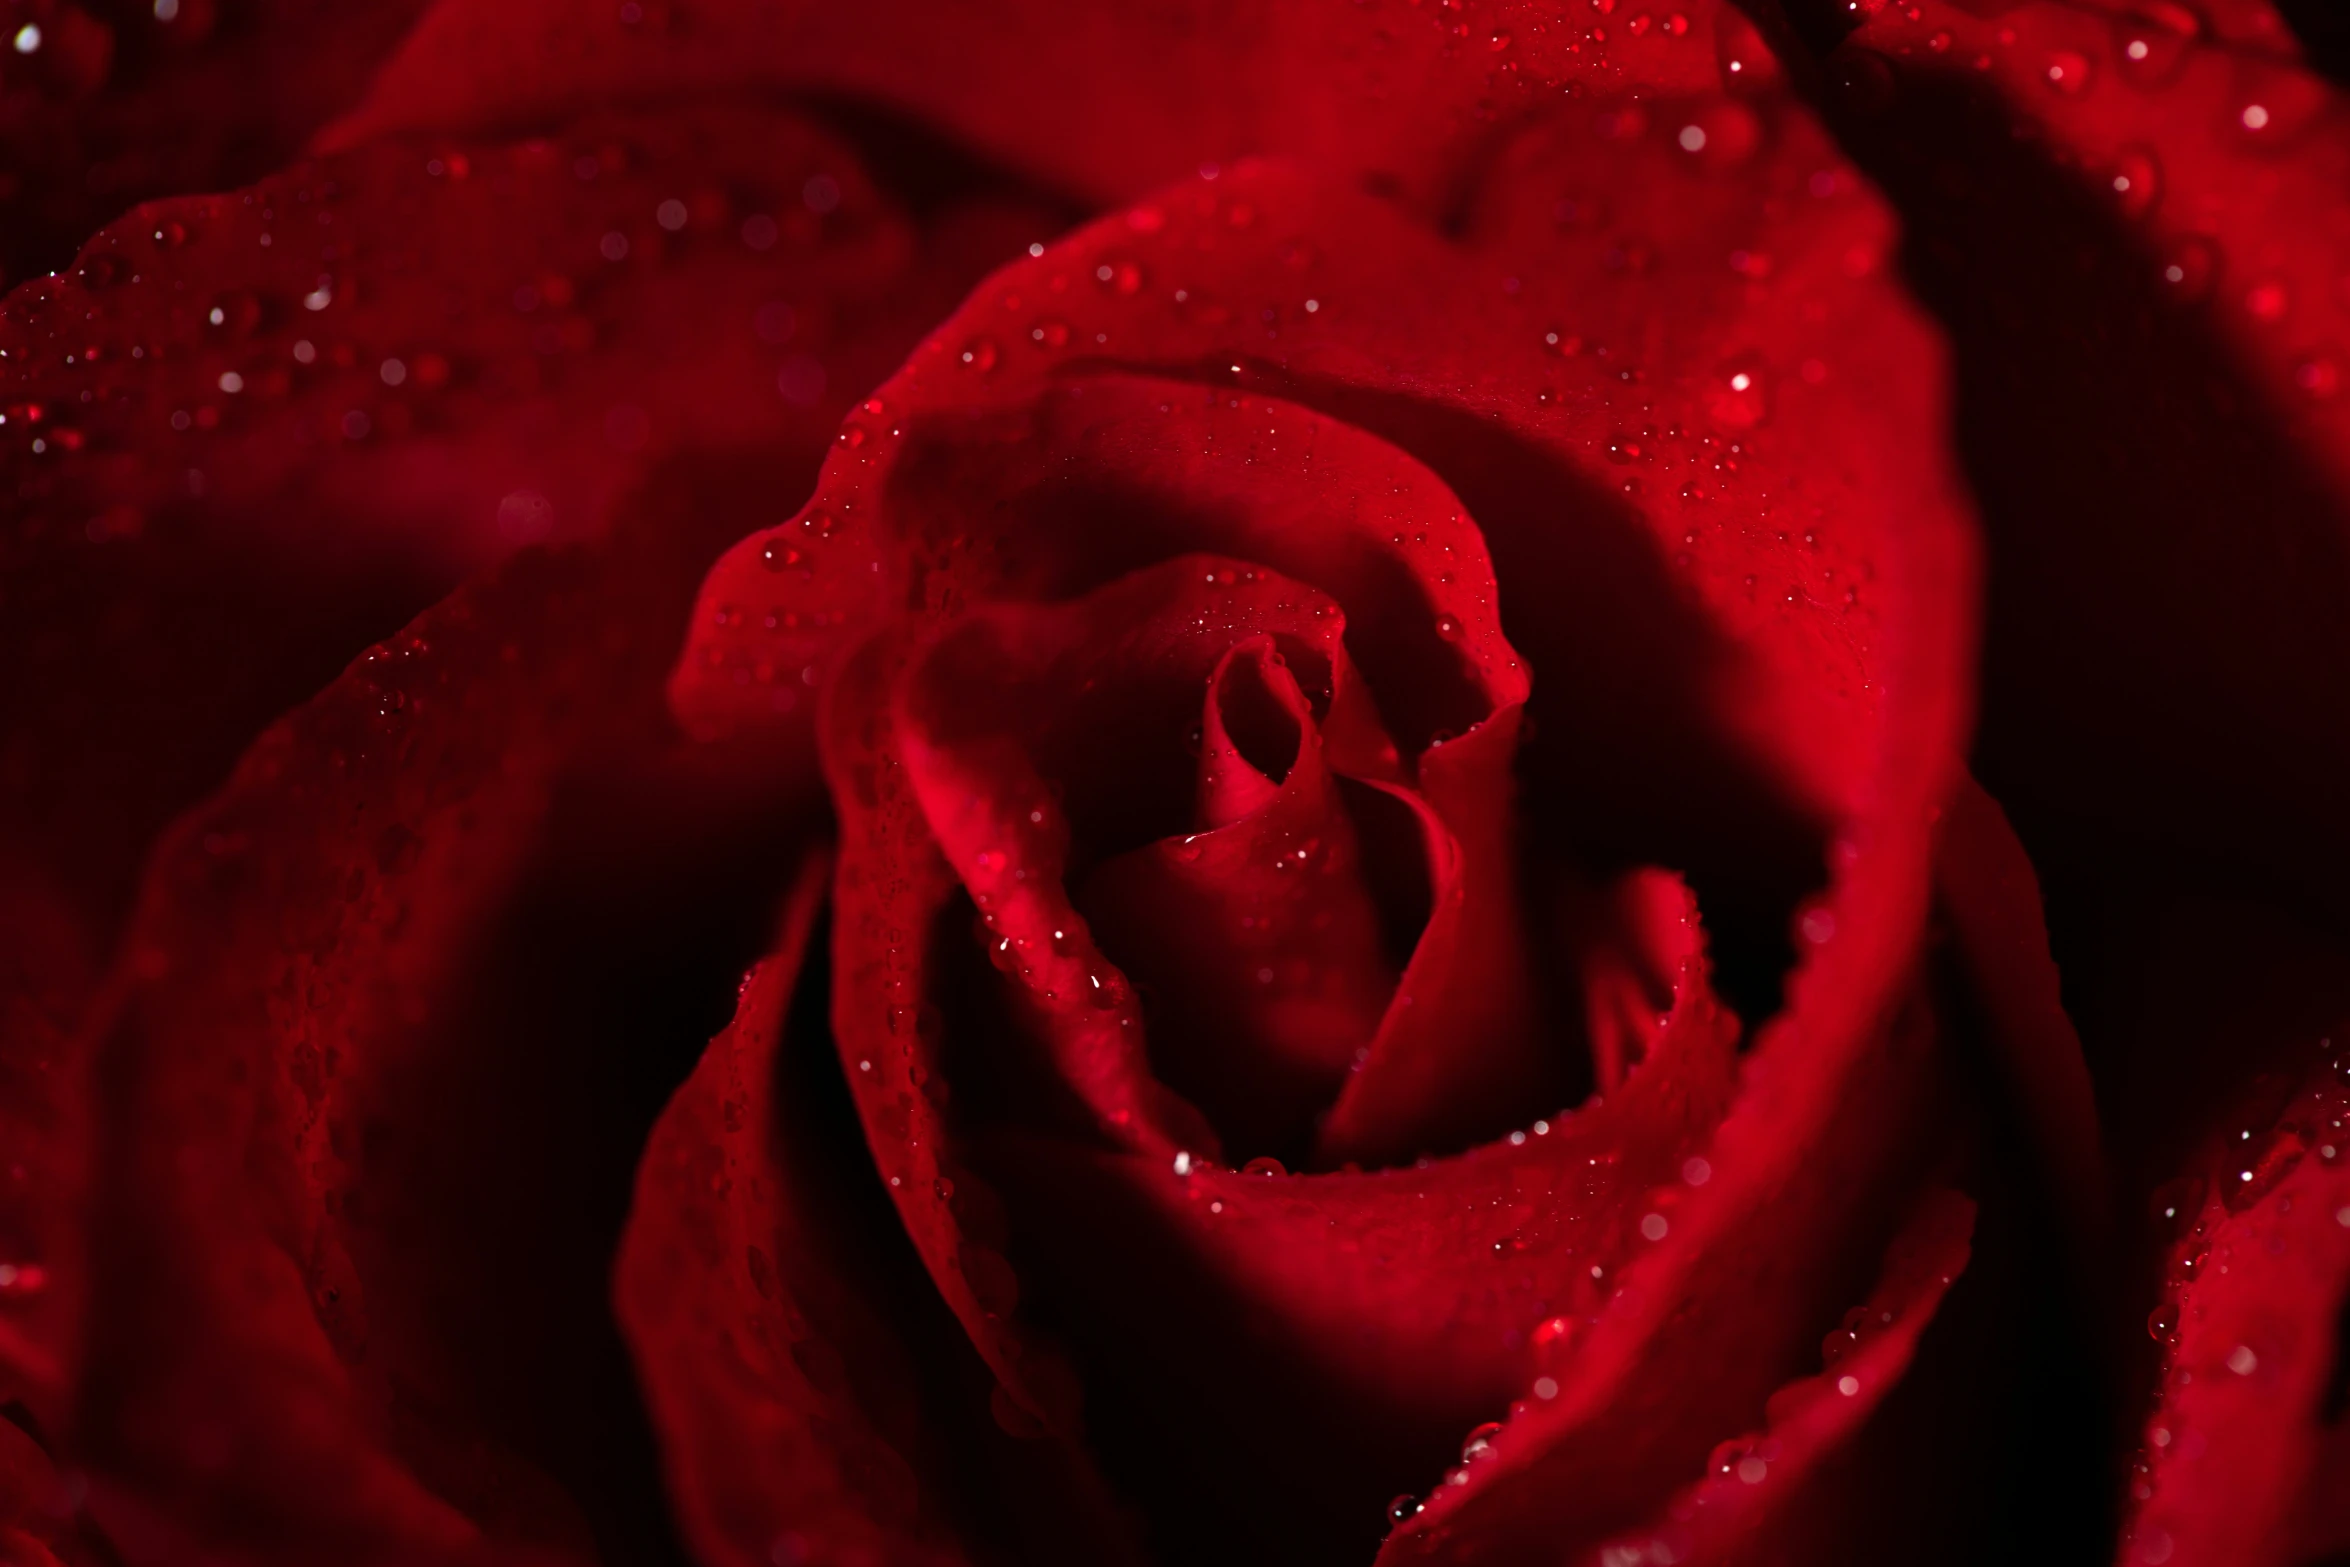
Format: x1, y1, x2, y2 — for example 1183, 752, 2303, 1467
2, 3, 2348, 1565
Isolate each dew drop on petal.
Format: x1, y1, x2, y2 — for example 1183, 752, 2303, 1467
1707, 357, 1768, 429
2043, 50, 2093, 96
2110, 147, 2161, 220
2157, 237, 2219, 302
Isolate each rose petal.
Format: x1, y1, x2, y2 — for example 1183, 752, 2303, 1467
1567, 1187, 1974, 1567
1825, 0, 2350, 905
614, 852, 1143, 1567
66, 471, 826, 1558
614, 851, 960, 1567
2127, 1037, 2350, 1567
2, 100, 1034, 959
687, 94, 1971, 1560
328, 0, 1765, 212
0, 106, 1045, 1429
1934, 776, 2107, 1269
675, 134, 1974, 1038
0, 0, 430, 286
965, 906, 1742, 1560
1082, 635, 1395, 1159
894, 557, 1371, 1157
1374, 971, 1954, 1561
818, 631, 1094, 1439
1561, 866, 1707, 1095
2, 98, 1045, 914
847, 555, 1808, 1554
895, 546, 1565, 1166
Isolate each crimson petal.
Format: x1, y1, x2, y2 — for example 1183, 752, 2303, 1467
328, 0, 1771, 213
1566, 1187, 1975, 1567
0, 0, 430, 286
62, 470, 824, 1560
677, 74, 1975, 1559
2127, 1038, 2350, 1567
1825, 0, 2350, 906
1082, 635, 1395, 1160
0, 106, 1047, 1429
615, 853, 1145, 1567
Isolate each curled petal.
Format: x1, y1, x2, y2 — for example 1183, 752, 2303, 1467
1935, 776, 2108, 1274
819, 633, 1094, 1438
331, 0, 1766, 212
0, 0, 429, 285
2128, 1038, 2350, 1567
616, 854, 1140, 1567
1083, 636, 1395, 1159
66, 474, 820, 1559
1828, 0, 2350, 902
1567, 1188, 1975, 1567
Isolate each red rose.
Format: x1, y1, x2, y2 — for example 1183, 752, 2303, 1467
1, 3, 2346, 1565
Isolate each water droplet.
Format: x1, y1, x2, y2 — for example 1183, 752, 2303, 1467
2226, 1344, 2258, 1376
1678, 103, 1763, 171
2115, 4, 2198, 89
1242, 1156, 1287, 1177
2157, 236, 2219, 302
1434, 612, 1463, 640
761, 538, 808, 573
77, 251, 128, 290
2147, 1300, 2179, 1341
959, 338, 1000, 373
1461, 1421, 1504, 1461
207, 290, 265, 336
1707, 356, 1768, 429
2109, 147, 2161, 219
1388, 1495, 1422, 1525
2229, 68, 2329, 152
1714, 8, 1782, 92
2043, 50, 2093, 96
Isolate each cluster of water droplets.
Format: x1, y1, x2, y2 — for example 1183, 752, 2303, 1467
1845, 0, 2350, 407
2125, 1031, 2350, 1552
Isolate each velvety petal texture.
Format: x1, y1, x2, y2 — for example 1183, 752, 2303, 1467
1822, 0, 2350, 905
0, 0, 431, 287
661, 46, 1984, 1559
0, 94, 1051, 1470
325, 0, 1767, 212
2129, 1038, 2350, 1567
64, 482, 825, 1562
19, 0, 2340, 1563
